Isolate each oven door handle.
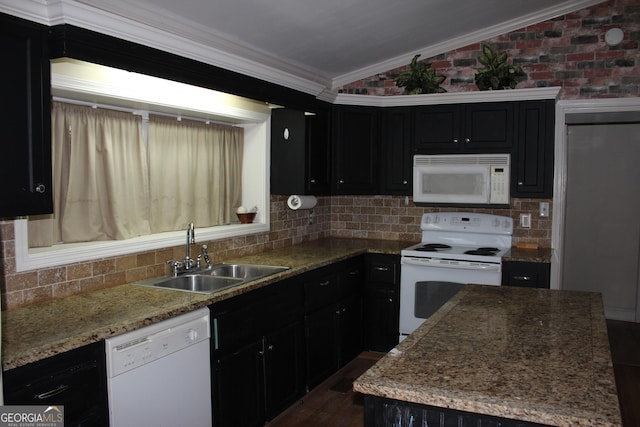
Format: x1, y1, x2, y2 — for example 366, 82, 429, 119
402, 257, 500, 271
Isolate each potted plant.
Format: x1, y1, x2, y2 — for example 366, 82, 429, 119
395, 54, 447, 94
475, 44, 526, 90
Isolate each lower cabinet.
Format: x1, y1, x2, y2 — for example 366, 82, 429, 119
502, 261, 550, 289
3, 341, 109, 427
364, 254, 400, 352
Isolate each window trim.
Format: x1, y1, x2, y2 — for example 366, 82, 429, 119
13, 59, 273, 273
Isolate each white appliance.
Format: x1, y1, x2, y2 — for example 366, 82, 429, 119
106, 308, 212, 427
413, 153, 510, 205
400, 212, 513, 340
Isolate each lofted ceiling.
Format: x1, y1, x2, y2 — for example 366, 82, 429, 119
15, 0, 605, 93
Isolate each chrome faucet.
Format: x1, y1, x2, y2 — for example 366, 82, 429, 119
184, 222, 195, 270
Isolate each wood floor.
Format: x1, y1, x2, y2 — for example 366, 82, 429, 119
267, 321, 640, 427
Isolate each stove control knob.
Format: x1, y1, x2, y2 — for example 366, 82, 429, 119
492, 219, 501, 228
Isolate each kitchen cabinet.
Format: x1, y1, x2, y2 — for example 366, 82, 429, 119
332, 105, 379, 194
364, 254, 400, 352
304, 257, 364, 389
210, 277, 305, 427
4, 341, 109, 427
511, 100, 554, 198
381, 107, 412, 195
413, 102, 515, 153
270, 108, 331, 195
0, 14, 52, 216
502, 261, 550, 289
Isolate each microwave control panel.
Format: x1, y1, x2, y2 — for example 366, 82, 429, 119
489, 166, 509, 204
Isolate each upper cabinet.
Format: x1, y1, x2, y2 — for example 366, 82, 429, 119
270, 108, 331, 196
512, 100, 555, 198
381, 107, 412, 195
332, 106, 379, 195
0, 15, 52, 217
413, 102, 515, 153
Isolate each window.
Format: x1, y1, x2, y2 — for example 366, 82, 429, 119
14, 59, 271, 272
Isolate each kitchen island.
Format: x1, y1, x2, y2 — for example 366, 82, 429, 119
353, 285, 621, 427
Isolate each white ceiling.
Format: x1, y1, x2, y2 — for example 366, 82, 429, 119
6, 0, 605, 93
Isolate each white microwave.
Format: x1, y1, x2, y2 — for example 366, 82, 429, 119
413, 153, 510, 205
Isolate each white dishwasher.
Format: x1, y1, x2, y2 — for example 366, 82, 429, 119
106, 307, 212, 427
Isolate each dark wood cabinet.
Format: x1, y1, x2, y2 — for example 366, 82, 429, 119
4, 342, 109, 427
512, 100, 554, 198
364, 254, 400, 352
381, 107, 412, 195
413, 102, 514, 153
0, 14, 52, 217
502, 261, 550, 289
332, 105, 379, 194
304, 257, 364, 389
270, 108, 331, 195
210, 278, 305, 427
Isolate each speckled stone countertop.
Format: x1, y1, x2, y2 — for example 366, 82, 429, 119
353, 285, 621, 427
2, 238, 409, 371
504, 247, 553, 263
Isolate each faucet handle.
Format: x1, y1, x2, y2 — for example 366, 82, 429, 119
201, 244, 212, 267
166, 259, 183, 277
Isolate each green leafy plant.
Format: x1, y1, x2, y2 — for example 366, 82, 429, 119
395, 54, 447, 94
475, 44, 526, 90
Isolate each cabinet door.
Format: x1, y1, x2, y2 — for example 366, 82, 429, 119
212, 340, 265, 427
512, 100, 554, 198
270, 108, 306, 195
364, 285, 399, 352
332, 106, 379, 194
413, 104, 462, 152
338, 256, 364, 299
381, 107, 412, 195
264, 321, 305, 419
463, 102, 515, 151
338, 295, 363, 366
306, 111, 331, 195
304, 304, 339, 389
0, 15, 52, 216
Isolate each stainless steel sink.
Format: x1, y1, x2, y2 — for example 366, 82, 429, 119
151, 275, 243, 293
133, 263, 289, 294
207, 263, 289, 280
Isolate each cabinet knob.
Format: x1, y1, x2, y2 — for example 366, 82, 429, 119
518, 181, 524, 186
310, 179, 316, 184
465, 138, 471, 143
403, 180, 408, 185
34, 183, 46, 193
453, 139, 458, 143
267, 344, 275, 351
388, 298, 394, 303
339, 179, 344, 184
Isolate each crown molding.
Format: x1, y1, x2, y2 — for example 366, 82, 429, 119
331, 0, 606, 89
1, 0, 329, 97
333, 87, 561, 107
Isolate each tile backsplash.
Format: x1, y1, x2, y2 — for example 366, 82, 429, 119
0, 195, 550, 308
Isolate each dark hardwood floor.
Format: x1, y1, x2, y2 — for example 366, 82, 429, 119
267, 320, 639, 427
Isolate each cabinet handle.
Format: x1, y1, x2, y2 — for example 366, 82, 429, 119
310, 179, 316, 184
403, 180, 407, 185
319, 280, 331, 286
339, 179, 344, 184
349, 269, 360, 276
453, 139, 459, 143
513, 275, 532, 281
36, 384, 70, 400
465, 138, 471, 143
374, 266, 389, 272
35, 183, 46, 193
518, 181, 524, 186
388, 298, 394, 303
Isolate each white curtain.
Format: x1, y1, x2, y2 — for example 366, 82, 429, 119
147, 116, 243, 232
30, 102, 148, 246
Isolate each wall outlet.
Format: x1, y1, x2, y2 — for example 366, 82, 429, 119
520, 213, 531, 228
540, 202, 549, 217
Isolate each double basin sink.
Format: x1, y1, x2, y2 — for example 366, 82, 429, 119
133, 263, 289, 294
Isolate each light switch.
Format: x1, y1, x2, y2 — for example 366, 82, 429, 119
540, 202, 549, 217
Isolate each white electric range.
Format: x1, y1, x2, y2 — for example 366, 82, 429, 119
399, 212, 513, 339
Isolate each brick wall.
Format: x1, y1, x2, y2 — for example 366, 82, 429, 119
336, 0, 640, 99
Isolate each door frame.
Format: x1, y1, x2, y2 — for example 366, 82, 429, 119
552, 97, 640, 320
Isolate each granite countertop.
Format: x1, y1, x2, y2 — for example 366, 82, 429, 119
353, 285, 621, 427
2, 238, 409, 370
504, 246, 553, 263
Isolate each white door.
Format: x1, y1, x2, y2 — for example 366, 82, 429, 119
561, 121, 640, 321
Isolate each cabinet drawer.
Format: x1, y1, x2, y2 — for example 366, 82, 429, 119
304, 272, 338, 311
502, 261, 550, 289
366, 254, 399, 284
